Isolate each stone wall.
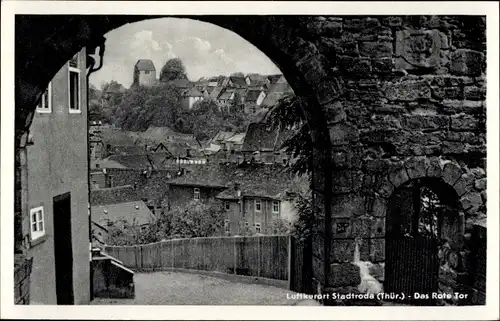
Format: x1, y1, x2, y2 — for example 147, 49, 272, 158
303, 16, 486, 304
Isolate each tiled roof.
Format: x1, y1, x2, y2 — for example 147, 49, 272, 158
226, 133, 246, 144
90, 185, 140, 206
241, 122, 279, 152
91, 200, 155, 227
229, 76, 247, 87
105, 82, 126, 94
245, 89, 264, 103
267, 74, 283, 84
246, 74, 268, 85
106, 155, 151, 169
135, 59, 156, 71
111, 145, 147, 156
218, 89, 234, 100
183, 87, 204, 97
168, 162, 292, 199
168, 78, 194, 89
92, 158, 127, 169
100, 129, 139, 147
212, 131, 235, 142
104, 168, 176, 203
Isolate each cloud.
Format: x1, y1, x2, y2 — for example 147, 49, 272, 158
131, 30, 162, 52
213, 48, 234, 65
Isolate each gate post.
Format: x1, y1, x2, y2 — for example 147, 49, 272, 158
287, 234, 294, 291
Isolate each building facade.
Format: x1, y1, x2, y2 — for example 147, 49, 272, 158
24, 48, 90, 304
133, 59, 156, 87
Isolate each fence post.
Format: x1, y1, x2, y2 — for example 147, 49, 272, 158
287, 234, 293, 291
171, 240, 174, 269
233, 237, 237, 275
257, 236, 261, 278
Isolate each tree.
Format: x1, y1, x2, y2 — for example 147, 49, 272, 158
178, 99, 224, 141
169, 200, 226, 238
265, 94, 313, 176
159, 58, 188, 82
115, 83, 183, 131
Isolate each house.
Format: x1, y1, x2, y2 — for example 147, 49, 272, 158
225, 133, 246, 152
89, 135, 104, 160
166, 164, 232, 209
101, 81, 126, 100
90, 185, 156, 244
166, 162, 299, 235
244, 89, 266, 107
181, 87, 205, 109
94, 167, 175, 214
245, 74, 270, 88
228, 76, 248, 88
216, 169, 300, 235
261, 81, 294, 108
241, 122, 280, 163
217, 88, 235, 105
267, 74, 286, 85
133, 59, 156, 87
100, 128, 140, 158
168, 78, 194, 90
24, 49, 90, 304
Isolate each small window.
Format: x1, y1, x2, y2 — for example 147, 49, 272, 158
224, 219, 230, 233
255, 223, 261, 234
36, 82, 52, 113
141, 225, 148, 232
272, 201, 280, 214
194, 188, 200, 201
255, 199, 261, 212
144, 70, 150, 75
30, 206, 45, 241
225, 202, 230, 210
69, 65, 81, 113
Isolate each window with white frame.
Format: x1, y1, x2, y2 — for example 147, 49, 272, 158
272, 201, 280, 214
224, 219, 230, 233
68, 55, 81, 113
194, 188, 200, 201
36, 82, 52, 113
30, 206, 45, 241
255, 222, 261, 233
254, 199, 261, 212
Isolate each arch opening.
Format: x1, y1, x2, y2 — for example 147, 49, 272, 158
14, 15, 338, 304
385, 177, 464, 306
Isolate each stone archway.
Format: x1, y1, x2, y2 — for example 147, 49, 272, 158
15, 15, 343, 292
381, 157, 485, 305
14, 15, 488, 304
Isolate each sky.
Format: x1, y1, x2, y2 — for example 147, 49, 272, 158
89, 18, 282, 89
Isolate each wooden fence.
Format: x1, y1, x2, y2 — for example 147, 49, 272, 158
104, 235, 306, 288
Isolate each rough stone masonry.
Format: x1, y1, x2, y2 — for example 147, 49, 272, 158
304, 16, 486, 305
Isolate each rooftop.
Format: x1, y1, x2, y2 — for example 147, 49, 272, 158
90, 185, 140, 206
241, 122, 279, 152
91, 200, 155, 227
135, 59, 156, 71
168, 162, 292, 199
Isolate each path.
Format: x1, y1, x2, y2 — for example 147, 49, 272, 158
91, 271, 321, 305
